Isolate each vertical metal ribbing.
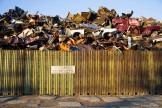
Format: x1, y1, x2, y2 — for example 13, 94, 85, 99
148, 51, 152, 94
25, 51, 30, 95
113, 51, 117, 95
119, 51, 123, 95
66, 51, 73, 95
53, 51, 56, 95
157, 51, 162, 94
3, 50, 9, 95
137, 51, 142, 95
70, 51, 74, 95
18, 50, 23, 95
115, 51, 119, 95
78, 51, 81, 95
42, 51, 45, 94
51, 51, 53, 94
64, 51, 67, 95
58, 51, 61, 95
141, 51, 148, 95
105, 51, 109, 95
108, 51, 112, 95
49, 51, 52, 95
101, 51, 104, 95
59, 51, 63, 95
36, 50, 39, 94
112, 51, 115, 95
6, 51, 9, 96
16, 50, 19, 95
86, 51, 89, 95
16, 50, 20, 95
24, 51, 27, 95
105, 51, 108, 95
44, 51, 47, 94
39, 51, 42, 95
123, 51, 127, 95
107, 51, 111, 95
97, 51, 101, 95
46, 51, 51, 95
0, 51, 2, 95
127, 51, 132, 95
29, 51, 32, 94
79, 51, 83, 95
39, 51, 42, 94
31, 51, 35, 95
84, 51, 87, 95
79, 51, 82, 95
12, 50, 16, 95
51, 51, 54, 95
32, 51, 38, 95
132, 51, 136, 95
153, 51, 161, 94
55, 52, 60, 95
120, 51, 124, 95
21, 50, 24, 95
73, 51, 79, 95
98, 50, 101, 95
147, 51, 154, 94
94, 51, 97, 95
53, 51, 58, 95
89, 51, 94, 95
64, 52, 67, 95
73, 51, 76, 95
35, 51, 39, 95
3, 50, 6, 96
0, 51, 162, 96
158, 51, 162, 94
83, 51, 87, 95
8, 51, 11, 95
43, 51, 46, 94
58, 52, 64, 94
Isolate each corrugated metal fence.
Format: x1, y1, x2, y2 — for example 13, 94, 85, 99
0, 50, 162, 96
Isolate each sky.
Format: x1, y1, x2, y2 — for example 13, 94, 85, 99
0, 0, 162, 21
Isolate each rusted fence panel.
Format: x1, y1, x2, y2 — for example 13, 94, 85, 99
0, 50, 162, 96
23, 51, 74, 95
0, 50, 24, 95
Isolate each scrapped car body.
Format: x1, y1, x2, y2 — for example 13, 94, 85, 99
112, 18, 141, 26
153, 36, 162, 43
116, 25, 161, 36
70, 29, 84, 36
112, 18, 128, 25
113, 17, 160, 36
92, 28, 117, 37
101, 28, 117, 37
80, 23, 99, 29
141, 26, 160, 36
128, 18, 141, 26
92, 29, 101, 37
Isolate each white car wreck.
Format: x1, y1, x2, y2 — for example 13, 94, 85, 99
92, 28, 118, 37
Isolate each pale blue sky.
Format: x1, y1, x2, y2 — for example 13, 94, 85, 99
0, 0, 162, 21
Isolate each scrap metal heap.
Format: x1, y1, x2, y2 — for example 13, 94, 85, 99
0, 6, 162, 52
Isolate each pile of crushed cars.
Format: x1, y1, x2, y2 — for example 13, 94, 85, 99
0, 6, 162, 52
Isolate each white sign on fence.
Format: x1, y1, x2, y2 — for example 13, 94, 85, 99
51, 66, 75, 74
